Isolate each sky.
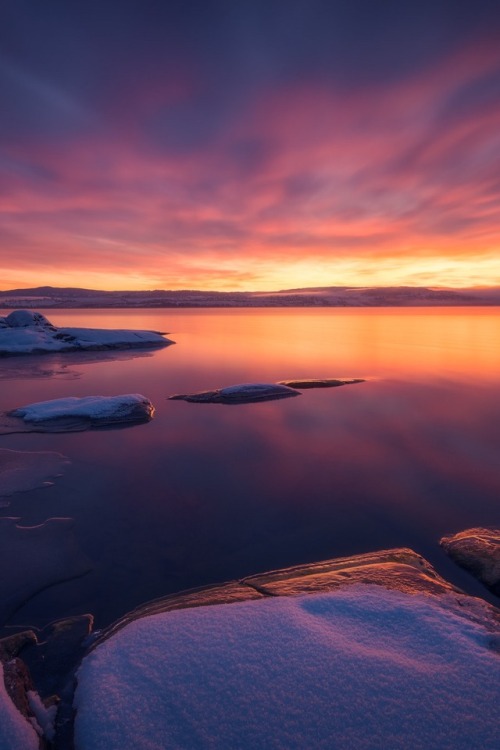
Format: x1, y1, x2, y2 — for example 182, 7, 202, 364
1, 0, 500, 292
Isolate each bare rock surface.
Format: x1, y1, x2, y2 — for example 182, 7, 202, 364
441, 527, 500, 596
278, 377, 364, 388
241, 548, 457, 597
169, 382, 300, 404
0, 310, 173, 356
21, 615, 94, 697
93, 547, 500, 650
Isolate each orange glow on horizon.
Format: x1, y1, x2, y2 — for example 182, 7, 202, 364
2, 40, 499, 293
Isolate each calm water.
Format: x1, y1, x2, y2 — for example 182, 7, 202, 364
1, 308, 500, 629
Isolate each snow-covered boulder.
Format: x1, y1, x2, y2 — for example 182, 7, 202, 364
170, 382, 300, 404
441, 528, 500, 595
0, 310, 173, 355
8, 394, 154, 431
74, 584, 500, 750
5, 310, 54, 329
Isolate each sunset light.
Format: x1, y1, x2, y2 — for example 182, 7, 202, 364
2, 2, 500, 292
1, 5, 500, 750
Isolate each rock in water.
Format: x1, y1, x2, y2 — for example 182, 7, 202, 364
0, 310, 174, 355
4, 310, 54, 329
6, 394, 154, 432
277, 378, 364, 389
169, 382, 301, 404
440, 527, 500, 595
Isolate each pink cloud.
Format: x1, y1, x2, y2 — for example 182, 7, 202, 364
1, 40, 500, 290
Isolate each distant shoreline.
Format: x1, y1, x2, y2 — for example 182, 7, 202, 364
1, 285, 500, 309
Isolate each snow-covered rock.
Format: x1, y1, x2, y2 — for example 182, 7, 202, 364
441, 528, 500, 595
74, 584, 500, 750
0, 662, 40, 750
4, 310, 54, 329
0, 310, 173, 355
8, 394, 154, 431
170, 382, 300, 403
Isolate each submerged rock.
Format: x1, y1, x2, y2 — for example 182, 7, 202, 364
5, 394, 154, 433
440, 527, 500, 595
0, 310, 174, 355
169, 382, 300, 404
277, 377, 364, 389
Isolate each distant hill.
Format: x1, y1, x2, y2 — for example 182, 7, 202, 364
1, 285, 500, 308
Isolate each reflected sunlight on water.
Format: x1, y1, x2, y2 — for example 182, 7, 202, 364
1, 307, 499, 629
44, 307, 500, 383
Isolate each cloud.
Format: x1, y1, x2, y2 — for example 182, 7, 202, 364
1, 1, 500, 289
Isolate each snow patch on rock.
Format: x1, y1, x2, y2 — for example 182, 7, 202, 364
74, 585, 500, 750
0, 310, 173, 355
8, 394, 154, 430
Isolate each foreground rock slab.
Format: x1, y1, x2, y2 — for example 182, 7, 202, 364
0, 310, 173, 356
2, 548, 499, 749
92, 547, 491, 648
169, 382, 301, 404
441, 527, 500, 596
241, 548, 457, 597
2, 394, 154, 433
74, 581, 500, 750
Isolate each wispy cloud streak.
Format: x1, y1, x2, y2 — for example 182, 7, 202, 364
1, 1, 500, 289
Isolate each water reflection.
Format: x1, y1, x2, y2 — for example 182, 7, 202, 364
1, 308, 499, 629
0, 348, 156, 381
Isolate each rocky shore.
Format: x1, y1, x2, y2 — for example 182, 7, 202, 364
1, 540, 498, 749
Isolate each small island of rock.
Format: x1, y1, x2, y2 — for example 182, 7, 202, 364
0, 310, 174, 355
169, 382, 301, 404
3, 394, 154, 433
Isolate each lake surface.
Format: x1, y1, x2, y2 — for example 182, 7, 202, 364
1, 308, 499, 630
